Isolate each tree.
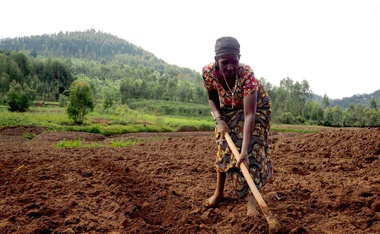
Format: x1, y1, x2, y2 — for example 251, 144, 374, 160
355, 104, 365, 127
273, 77, 313, 121
331, 106, 343, 126
29, 50, 38, 58
343, 103, 356, 126
9, 52, 32, 81
7, 59, 23, 84
293, 79, 313, 117
322, 94, 329, 110
120, 77, 138, 103
323, 107, 333, 126
102, 85, 120, 111
177, 80, 193, 102
0, 72, 10, 96
304, 101, 324, 123
44, 59, 75, 100
370, 96, 377, 109
0, 53, 11, 95
6, 80, 36, 112
66, 80, 95, 124
364, 107, 379, 127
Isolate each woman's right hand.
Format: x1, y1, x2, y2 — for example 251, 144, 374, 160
216, 119, 229, 140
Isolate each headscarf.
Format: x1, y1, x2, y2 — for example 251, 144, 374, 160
215, 36, 240, 57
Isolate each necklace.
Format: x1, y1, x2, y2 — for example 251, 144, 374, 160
222, 72, 237, 109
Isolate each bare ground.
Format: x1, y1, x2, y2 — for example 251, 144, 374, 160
0, 126, 379, 234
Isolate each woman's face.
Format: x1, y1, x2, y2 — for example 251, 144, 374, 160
216, 54, 240, 79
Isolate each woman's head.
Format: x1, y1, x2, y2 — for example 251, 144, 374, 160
215, 36, 240, 57
215, 36, 241, 78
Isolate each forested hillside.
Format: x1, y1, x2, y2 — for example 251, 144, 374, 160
329, 90, 380, 109
0, 29, 207, 103
1, 29, 379, 127
1, 29, 183, 73
0, 29, 200, 81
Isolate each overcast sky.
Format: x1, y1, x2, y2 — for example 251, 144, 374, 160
1, 0, 379, 99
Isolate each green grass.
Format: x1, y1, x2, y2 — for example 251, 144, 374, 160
0, 105, 71, 131
271, 123, 328, 134
111, 138, 142, 147
22, 132, 36, 140
0, 103, 331, 137
84, 141, 103, 148
55, 138, 82, 148
54, 137, 144, 148
0, 103, 215, 135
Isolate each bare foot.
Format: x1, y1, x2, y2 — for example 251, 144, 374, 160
247, 196, 259, 217
204, 193, 223, 208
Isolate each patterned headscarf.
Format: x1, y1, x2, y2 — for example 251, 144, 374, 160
215, 36, 240, 57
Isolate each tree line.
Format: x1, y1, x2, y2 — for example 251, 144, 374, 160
1, 49, 379, 127
0, 51, 74, 101
1, 29, 379, 127
0, 49, 208, 105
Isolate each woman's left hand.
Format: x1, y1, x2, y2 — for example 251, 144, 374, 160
236, 151, 249, 169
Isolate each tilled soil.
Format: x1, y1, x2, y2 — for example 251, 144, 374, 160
0, 126, 379, 234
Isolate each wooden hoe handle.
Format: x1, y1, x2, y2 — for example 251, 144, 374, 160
212, 112, 280, 233
224, 132, 268, 209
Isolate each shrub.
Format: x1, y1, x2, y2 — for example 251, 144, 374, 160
6, 80, 36, 112
102, 86, 120, 111
0, 95, 7, 105
66, 80, 95, 124
277, 112, 296, 124
59, 94, 68, 107
296, 115, 305, 124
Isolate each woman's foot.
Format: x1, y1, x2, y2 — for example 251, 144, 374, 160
247, 196, 259, 217
205, 192, 223, 208
205, 172, 226, 208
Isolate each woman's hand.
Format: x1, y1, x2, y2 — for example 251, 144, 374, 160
215, 119, 229, 140
236, 151, 249, 169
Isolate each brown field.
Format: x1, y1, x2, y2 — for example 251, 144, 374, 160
0, 126, 379, 234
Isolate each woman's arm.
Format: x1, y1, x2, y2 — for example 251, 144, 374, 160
208, 89, 229, 138
237, 92, 257, 168
208, 89, 221, 118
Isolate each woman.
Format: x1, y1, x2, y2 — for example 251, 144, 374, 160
202, 36, 273, 216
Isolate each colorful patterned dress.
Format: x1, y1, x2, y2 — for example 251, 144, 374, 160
202, 62, 273, 198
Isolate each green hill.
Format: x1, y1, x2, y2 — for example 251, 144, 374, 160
1, 29, 379, 127
2, 28, 378, 108
0, 29, 201, 81
313, 90, 380, 110
0, 29, 207, 103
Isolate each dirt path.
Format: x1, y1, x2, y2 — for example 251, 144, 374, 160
0, 127, 379, 233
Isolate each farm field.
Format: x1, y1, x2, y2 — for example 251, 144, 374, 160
0, 126, 379, 233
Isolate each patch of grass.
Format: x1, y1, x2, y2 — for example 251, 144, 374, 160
0, 107, 69, 129
111, 138, 142, 147
0, 102, 216, 135
54, 138, 105, 148
83, 142, 103, 148
2, 102, 338, 137
22, 132, 36, 140
86, 126, 102, 134
55, 138, 82, 148
271, 124, 327, 134
163, 116, 214, 131
66, 125, 102, 134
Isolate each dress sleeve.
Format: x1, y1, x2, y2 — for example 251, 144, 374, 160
241, 65, 259, 97
202, 64, 215, 91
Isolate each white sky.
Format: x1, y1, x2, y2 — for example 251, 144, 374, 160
1, 0, 380, 99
